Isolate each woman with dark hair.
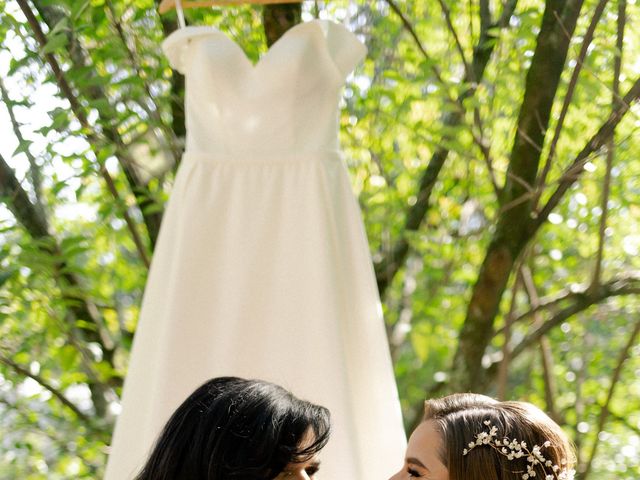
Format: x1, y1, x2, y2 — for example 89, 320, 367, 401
134, 377, 330, 480
390, 393, 576, 480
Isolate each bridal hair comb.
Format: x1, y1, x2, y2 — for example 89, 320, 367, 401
462, 420, 576, 480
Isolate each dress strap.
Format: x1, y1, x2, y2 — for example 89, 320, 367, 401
175, 0, 186, 29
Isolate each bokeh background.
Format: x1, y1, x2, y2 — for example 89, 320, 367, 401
1, 0, 639, 478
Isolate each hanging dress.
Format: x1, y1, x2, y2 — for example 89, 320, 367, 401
105, 18, 406, 480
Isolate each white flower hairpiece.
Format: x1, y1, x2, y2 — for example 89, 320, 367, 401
462, 420, 576, 480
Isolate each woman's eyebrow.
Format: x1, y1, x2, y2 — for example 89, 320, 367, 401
407, 457, 431, 472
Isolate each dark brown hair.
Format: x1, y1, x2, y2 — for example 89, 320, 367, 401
423, 393, 575, 480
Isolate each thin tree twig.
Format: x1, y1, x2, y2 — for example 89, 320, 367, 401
0, 353, 96, 428
471, 106, 501, 198
591, 0, 624, 289
105, 0, 182, 164
497, 260, 525, 400
0, 395, 106, 456
0, 153, 123, 412
573, 328, 591, 465
385, 0, 447, 86
535, 0, 610, 208
435, 0, 473, 81
520, 264, 560, 422
376, 0, 520, 296
533, 76, 640, 231
0, 78, 45, 212
16, 0, 151, 269
30, 0, 164, 248
507, 277, 640, 359
468, 0, 476, 43
581, 314, 640, 479
384, 0, 469, 119
495, 274, 640, 337
495, 188, 536, 216
0, 154, 50, 238
606, 407, 640, 437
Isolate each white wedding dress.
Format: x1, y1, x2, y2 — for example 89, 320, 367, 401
105, 18, 406, 480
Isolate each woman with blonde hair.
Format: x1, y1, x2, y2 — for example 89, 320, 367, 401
390, 393, 576, 480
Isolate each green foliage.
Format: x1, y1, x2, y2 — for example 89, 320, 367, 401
0, 0, 639, 478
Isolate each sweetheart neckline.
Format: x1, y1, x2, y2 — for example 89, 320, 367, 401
162, 19, 330, 72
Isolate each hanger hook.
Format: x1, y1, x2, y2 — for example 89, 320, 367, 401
175, 0, 186, 28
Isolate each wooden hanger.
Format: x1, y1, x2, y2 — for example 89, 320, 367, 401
159, 0, 307, 14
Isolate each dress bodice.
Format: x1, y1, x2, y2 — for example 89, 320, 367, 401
162, 20, 367, 158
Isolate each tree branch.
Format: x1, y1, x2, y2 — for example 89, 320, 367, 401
450, 0, 585, 392
435, 0, 473, 81
508, 275, 640, 359
0, 154, 50, 237
573, 328, 591, 464
385, 0, 447, 86
581, 312, 640, 479
496, 263, 523, 400
0, 77, 45, 212
0, 353, 95, 428
105, 0, 182, 165
520, 264, 560, 422
591, 0, 624, 288
606, 406, 640, 437
153, 0, 186, 139
479, 0, 492, 33
376, 0, 520, 296
0, 152, 122, 414
533, 75, 640, 231
0, 394, 105, 461
534, 0, 610, 206
16, 0, 151, 268
29, 0, 162, 249
498, 286, 601, 336
472, 107, 501, 198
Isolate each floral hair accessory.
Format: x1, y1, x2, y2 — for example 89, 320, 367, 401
462, 420, 576, 480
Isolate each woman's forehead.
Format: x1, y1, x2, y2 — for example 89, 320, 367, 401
407, 421, 448, 474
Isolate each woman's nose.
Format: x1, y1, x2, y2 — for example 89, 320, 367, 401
388, 470, 403, 480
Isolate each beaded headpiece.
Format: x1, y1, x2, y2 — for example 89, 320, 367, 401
462, 420, 576, 480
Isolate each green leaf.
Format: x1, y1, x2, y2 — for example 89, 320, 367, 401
87, 98, 112, 113
58, 345, 79, 372
13, 351, 30, 365
0, 269, 16, 288
71, 1, 91, 21
11, 139, 32, 157
41, 33, 68, 55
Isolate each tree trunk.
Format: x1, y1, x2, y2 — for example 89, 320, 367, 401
450, 0, 584, 392
263, 3, 302, 46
